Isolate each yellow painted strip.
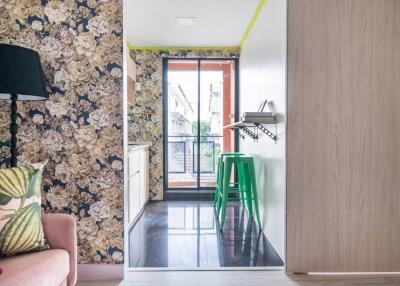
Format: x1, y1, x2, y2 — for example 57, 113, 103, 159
126, 41, 135, 51
127, 42, 240, 52
240, 0, 266, 47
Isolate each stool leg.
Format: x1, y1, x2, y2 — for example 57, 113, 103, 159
216, 158, 225, 216
237, 163, 246, 207
216, 159, 225, 215
243, 163, 254, 218
248, 160, 262, 230
219, 160, 232, 230
214, 157, 221, 206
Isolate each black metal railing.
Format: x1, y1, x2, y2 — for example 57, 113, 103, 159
168, 135, 222, 175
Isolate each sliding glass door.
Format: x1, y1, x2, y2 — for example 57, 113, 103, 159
163, 58, 238, 192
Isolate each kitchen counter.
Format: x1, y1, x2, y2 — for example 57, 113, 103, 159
127, 143, 150, 226
128, 142, 152, 151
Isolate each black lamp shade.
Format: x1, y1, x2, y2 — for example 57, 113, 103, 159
0, 44, 48, 101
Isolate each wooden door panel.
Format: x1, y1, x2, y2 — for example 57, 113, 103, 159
287, 0, 400, 272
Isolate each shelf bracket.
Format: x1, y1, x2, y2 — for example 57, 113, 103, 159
255, 123, 277, 141
241, 126, 258, 140
237, 129, 245, 140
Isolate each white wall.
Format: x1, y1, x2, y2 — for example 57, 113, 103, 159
239, 0, 287, 260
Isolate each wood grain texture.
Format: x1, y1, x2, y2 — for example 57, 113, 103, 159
287, 0, 400, 272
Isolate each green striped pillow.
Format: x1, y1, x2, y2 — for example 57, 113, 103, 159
0, 162, 49, 256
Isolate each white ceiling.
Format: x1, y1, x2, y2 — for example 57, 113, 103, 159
126, 0, 260, 48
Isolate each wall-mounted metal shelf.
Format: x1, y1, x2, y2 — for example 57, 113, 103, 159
224, 119, 278, 142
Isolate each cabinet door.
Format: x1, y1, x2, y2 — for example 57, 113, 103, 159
128, 151, 140, 176
128, 173, 140, 224
139, 149, 149, 209
143, 149, 149, 202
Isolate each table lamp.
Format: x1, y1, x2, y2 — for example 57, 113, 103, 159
0, 44, 48, 167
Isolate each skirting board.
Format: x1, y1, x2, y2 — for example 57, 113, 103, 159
78, 264, 123, 281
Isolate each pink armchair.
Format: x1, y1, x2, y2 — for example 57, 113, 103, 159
0, 213, 77, 286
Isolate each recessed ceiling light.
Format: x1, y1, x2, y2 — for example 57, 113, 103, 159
175, 17, 196, 26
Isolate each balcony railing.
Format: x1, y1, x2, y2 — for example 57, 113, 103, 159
168, 135, 222, 176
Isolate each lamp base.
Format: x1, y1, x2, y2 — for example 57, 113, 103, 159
10, 93, 18, 167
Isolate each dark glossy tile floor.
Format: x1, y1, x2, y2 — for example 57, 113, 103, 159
129, 201, 284, 268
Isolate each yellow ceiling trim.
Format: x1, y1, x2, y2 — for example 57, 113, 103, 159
239, 0, 266, 47
127, 43, 240, 52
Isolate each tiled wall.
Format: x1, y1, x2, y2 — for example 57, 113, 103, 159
128, 50, 240, 200
0, 0, 123, 264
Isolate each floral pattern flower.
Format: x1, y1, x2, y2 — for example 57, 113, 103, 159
0, 0, 123, 264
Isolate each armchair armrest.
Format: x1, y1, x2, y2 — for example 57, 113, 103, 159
42, 213, 77, 286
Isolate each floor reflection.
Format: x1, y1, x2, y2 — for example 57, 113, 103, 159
129, 201, 284, 268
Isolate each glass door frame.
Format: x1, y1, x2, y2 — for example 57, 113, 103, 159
162, 57, 240, 199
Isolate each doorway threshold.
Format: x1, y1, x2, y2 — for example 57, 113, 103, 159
165, 190, 240, 201
164, 190, 214, 200
127, 266, 284, 272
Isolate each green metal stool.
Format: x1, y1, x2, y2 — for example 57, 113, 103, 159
216, 155, 252, 226
214, 152, 243, 212
218, 156, 262, 231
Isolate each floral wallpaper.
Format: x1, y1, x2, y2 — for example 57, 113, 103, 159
128, 50, 240, 200
0, 0, 123, 264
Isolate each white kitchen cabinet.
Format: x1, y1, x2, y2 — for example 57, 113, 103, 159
128, 150, 140, 176
128, 145, 150, 225
139, 148, 149, 210
128, 172, 140, 224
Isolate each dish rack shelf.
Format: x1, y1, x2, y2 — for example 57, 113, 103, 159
224, 118, 278, 142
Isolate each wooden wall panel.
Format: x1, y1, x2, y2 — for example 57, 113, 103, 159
287, 0, 400, 272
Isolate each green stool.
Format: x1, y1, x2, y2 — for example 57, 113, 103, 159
218, 156, 262, 231
214, 152, 243, 211
216, 155, 252, 226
